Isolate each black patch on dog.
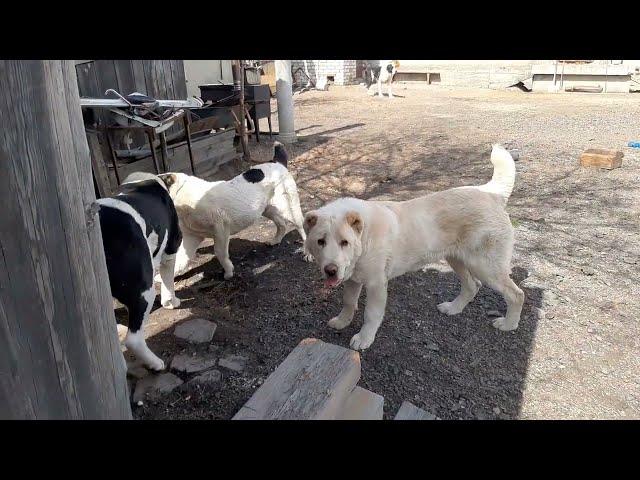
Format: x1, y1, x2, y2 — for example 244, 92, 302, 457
272, 142, 288, 168
98, 179, 182, 333
243, 168, 265, 183
386, 63, 394, 74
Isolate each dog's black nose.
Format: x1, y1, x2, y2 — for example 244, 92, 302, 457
324, 264, 338, 277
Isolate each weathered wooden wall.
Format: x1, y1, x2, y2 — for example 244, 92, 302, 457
75, 60, 187, 100
0, 60, 132, 419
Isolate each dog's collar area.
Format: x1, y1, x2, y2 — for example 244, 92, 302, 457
173, 179, 187, 199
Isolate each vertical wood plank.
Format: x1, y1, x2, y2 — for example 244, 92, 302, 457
0, 60, 132, 420
113, 60, 137, 94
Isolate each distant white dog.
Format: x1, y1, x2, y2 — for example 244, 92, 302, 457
365, 60, 400, 99
159, 142, 310, 279
303, 145, 524, 351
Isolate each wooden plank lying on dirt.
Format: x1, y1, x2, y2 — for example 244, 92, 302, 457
336, 386, 384, 420
394, 401, 436, 420
579, 148, 623, 169
232, 338, 361, 420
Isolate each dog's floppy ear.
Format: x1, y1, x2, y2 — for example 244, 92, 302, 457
345, 211, 363, 234
304, 211, 318, 234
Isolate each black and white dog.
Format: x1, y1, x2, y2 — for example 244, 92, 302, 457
363, 60, 400, 99
96, 172, 182, 370
158, 142, 311, 281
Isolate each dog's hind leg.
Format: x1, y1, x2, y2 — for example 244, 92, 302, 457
281, 178, 313, 261
466, 256, 524, 331
262, 205, 288, 246
387, 77, 394, 99
158, 253, 180, 309
486, 273, 524, 331
213, 225, 234, 280
124, 285, 164, 371
437, 257, 480, 316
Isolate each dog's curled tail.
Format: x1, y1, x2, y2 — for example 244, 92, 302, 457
272, 141, 288, 168
476, 144, 516, 205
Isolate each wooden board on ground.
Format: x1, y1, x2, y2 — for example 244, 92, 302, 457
579, 148, 623, 169
394, 401, 436, 420
336, 386, 384, 420
232, 338, 361, 420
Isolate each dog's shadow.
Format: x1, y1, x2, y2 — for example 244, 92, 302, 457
339, 265, 543, 420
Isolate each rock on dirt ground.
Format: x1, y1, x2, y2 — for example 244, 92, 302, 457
132, 85, 640, 420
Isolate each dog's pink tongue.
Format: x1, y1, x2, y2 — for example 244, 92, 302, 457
323, 277, 340, 288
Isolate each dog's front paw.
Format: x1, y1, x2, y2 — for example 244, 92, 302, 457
350, 332, 374, 351
328, 316, 350, 330
295, 246, 314, 262
492, 316, 519, 332
162, 296, 181, 309
223, 271, 234, 280
146, 356, 165, 372
437, 301, 463, 316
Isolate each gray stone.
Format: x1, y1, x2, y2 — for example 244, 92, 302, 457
219, 354, 248, 372
581, 266, 597, 276
425, 342, 440, 352
127, 365, 150, 380
171, 354, 218, 374
174, 318, 217, 344
133, 373, 184, 403
189, 369, 223, 385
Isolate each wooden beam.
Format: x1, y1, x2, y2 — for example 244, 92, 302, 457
336, 386, 384, 420
0, 60, 132, 419
232, 60, 250, 162
394, 401, 436, 420
232, 338, 361, 420
86, 130, 113, 198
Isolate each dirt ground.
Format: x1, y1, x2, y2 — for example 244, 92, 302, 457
133, 85, 640, 420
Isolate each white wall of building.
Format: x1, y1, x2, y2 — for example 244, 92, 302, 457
183, 60, 234, 97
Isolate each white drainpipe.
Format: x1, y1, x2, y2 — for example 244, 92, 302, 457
274, 60, 297, 144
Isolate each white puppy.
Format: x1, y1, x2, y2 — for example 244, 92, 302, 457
303, 145, 524, 351
366, 60, 400, 99
159, 142, 311, 279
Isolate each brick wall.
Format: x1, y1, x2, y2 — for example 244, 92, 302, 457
292, 60, 358, 86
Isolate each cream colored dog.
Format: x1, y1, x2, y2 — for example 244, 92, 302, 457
159, 142, 310, 280
303, 145, 524, 351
